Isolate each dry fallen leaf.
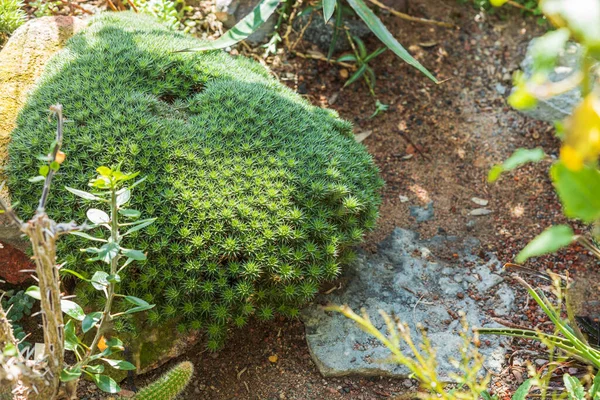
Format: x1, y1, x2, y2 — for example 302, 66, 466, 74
268, 354, 278, 363
354, 130, 373, 143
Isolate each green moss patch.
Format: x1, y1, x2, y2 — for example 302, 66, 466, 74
7, 12, 383, 349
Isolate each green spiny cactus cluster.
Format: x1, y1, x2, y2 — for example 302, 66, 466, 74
0, 0, 25, 44
7, 12, 383, 349
119, 361, 194, 400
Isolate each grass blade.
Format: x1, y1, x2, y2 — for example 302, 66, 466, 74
346, 0, 437, 82
323, 0, 336, 22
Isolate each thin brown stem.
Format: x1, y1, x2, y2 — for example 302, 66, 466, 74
367, 0, 455, 28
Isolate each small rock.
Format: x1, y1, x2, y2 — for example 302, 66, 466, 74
495, 83, 506, 95
535, 359, 547, 367
399, 195, 409, 203
471, 197, 489, 206
297, 82, 308, 94
410, 201, 434, 223
402, 379, 413, 388
340, 69, 349, 79
469, 208, 492, 216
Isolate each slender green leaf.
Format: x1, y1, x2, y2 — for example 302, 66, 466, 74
551, 162, 600, 223
61, 300, 85, 321
346, 0, 436, 81
344, 64, 367, 87
516, 225, 575, 263
563, 374, 585, 400
123, 218, 156, 236
364, 47, 387, 63
590, 371, 600, 397
101, 358, 136, 371
61, 269, 90, 282
328, 3, 343, 60
177, 0, 281, 51
65, 186, 102, 201
118, 209, 141, 219
337, 53, 358, 62
70, 231, 107, 242
323, 0, 336, 22
512, 379, 533, 400
121, 248, 146, 261
353, 36, 367, 59
91, 374, 120, 393
123, 296, 154, 315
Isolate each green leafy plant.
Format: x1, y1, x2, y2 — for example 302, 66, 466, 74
0, 290, 35, 350
489, 0, 600, 266
0, 105, 193, 399
178, 0, 440, 83
337, 35, 386, 95
131, 0, 191, 30
0, 0, 25, 44
28, 0, 61, 17
329, 306, 493, 399
480, 1, 600, 397
7, 12, 383, 350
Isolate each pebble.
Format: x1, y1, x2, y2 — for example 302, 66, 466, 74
495, 83, 507, 95
469, 208, 492, 216
403, 379, 413, 388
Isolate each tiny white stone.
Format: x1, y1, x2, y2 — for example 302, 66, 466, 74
469, 208, 492, 216
471, 197, 489, 206
399, 195, 409, 203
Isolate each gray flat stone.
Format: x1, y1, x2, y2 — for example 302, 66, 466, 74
301, 228, 514, 380
409, 201, 434, 223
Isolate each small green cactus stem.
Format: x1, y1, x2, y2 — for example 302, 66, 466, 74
125, 361, 194, 400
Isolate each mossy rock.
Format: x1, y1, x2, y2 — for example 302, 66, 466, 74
7, 12, 383, 350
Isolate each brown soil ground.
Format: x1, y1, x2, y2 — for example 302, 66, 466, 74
7, 0, 597, 399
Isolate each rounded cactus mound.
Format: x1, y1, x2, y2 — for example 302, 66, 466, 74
7, 12, 382, 348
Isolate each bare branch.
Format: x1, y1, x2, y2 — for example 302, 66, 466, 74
38, 105, 64, 212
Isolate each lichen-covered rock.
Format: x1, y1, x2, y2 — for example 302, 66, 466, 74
7, 12, 382, 350
0, 16, 85, 284
301, 228, 513, 379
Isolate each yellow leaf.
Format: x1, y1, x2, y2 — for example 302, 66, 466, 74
268, 354, 278, 363
561, 94, 600, 170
